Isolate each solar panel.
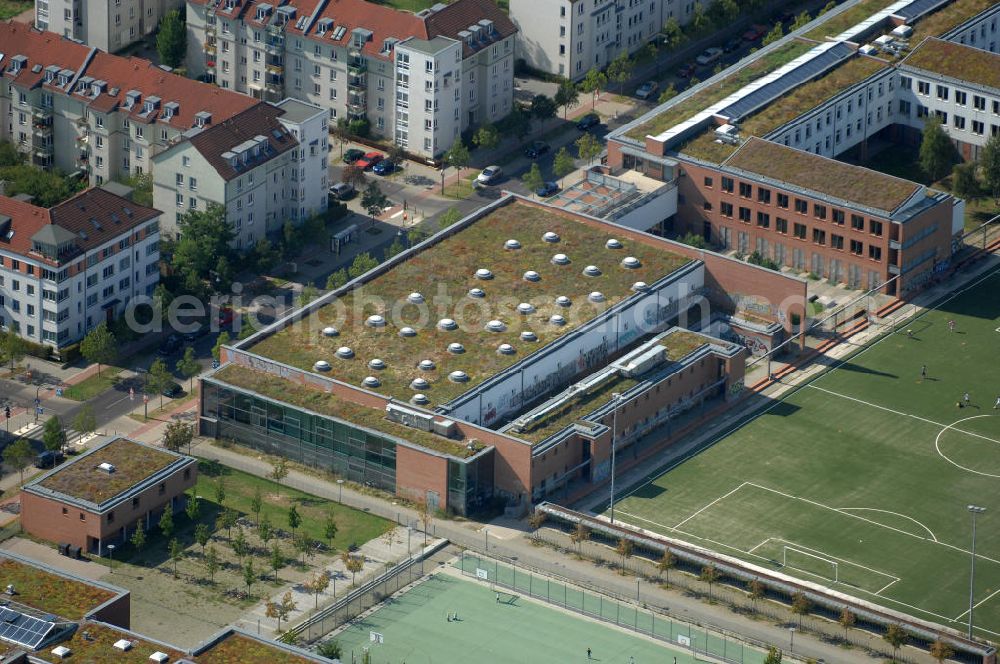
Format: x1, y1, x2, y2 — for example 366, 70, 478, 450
0, 610, 57, 649
893, 0, 950, 20
718, 43, 854, 121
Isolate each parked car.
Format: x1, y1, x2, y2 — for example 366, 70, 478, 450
34, 451, 65, 469
342, 148, 365, 164
723, 37, 743, 53
157, 334, 182, 356
695, 47, 724, 66
476, 165, 503, 185
576, 113, 601, 130
676, 62, 696, 78
329, 182, 356, 200
524, 141, 550, 159
742, 24, 767, 41
162, 382, 183, 398
355, 152, 384, 170
536, 181, 559, 197
635, 81, 659, 100
372, 160, 395, 176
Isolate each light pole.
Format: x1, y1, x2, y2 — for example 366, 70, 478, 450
107, 544, 116, 573
609, 393, 622, 523
484, 528, 489, 553
968, 504, 986, 638
788, 626, 795, 653
337, 479, 344, 503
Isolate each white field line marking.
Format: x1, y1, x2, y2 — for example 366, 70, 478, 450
935, 414, 1000, 479
773, 539, 899, 583
837, 508, 939, 542
954, 586, 1000, 621
748, 537, 774, 554
874, 578, 899, 596
673, 482, 750, 529
805, 384, 1000, 447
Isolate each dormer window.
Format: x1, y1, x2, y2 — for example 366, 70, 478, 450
195, 111, 212, 128
163, 101, 179, 119
57, 74, 69, 87
9, 56, 26, 74
125, 90, 141, 109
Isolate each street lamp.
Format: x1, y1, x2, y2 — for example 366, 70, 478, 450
609, 393, 622, 523
968, 504, 987, 638
788, 626, 795, 653
107, 544, 116, 573
484, 528, 489, 553
337, 479, 344, 503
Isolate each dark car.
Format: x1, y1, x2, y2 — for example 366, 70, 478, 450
372, 160, 395, 176
181, 324, 209, 343
329, 182, 356, 200
576, 113, 600, 130
723, 37, 742, 53
157, 334, 182, 356
742, 24, 767, 41
524, 141, 550, 159
676, 62, 696, 78
162, 382, 183, 398
342, 148, 365, 163
34, 451, 65, 469
536, 181, 559, 197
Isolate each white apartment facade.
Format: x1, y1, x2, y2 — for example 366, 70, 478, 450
511, 0, 692, 81
185, 0, 517, 158
0, 187, 160, 348
36, 0, 185, 52
151, 101, 328, 249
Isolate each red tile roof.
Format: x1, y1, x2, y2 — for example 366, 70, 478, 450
186, 103, 298, 180
0, 197, 50, 256
425, 0, 517, 58
0, 22, 91, 88
302, 0, 428, 59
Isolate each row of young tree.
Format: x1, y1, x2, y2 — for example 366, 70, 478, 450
921, 117, 1000, 203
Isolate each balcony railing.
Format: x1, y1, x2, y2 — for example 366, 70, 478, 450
32, 106, 53, 119
204, 41, 217, 55
347, 59, 366, 75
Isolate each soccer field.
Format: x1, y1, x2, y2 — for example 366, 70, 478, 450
611, 268, 1000, 638
331, 572, 754, 664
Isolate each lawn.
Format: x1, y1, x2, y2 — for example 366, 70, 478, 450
0, 559, 115, 620
0, 0, 30, 20
63, 368, 124, 401
800, 0, 899, 41
610, 269, 1000, 638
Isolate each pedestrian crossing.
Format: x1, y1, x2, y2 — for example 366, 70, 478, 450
7, 422, 95, 448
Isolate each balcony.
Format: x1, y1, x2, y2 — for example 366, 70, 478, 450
265, 61, 284, 75
265, 38, 284, 54
347, 58, 367, 76
32, 106, 53, 120
348, 73, 365, 90
348, 92, 366, 114
204, 40, 217, 55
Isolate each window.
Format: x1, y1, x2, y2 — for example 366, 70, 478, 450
954, 115, 966, 130
973, 120, 985, 135
936, 84, 948, 100
721, 177, 734, 193
159, 483, 166, 495
738, 206, 751, 222
850, 239, 863, 255
738, 182, 752, 198
974, 95, 986, 111
79, 512, 85, 521
793, 222, 806, 239
776, 193, 789, 209
851, 214, 864, 231
917, 80, 930, 95
869, 220, 883, 237
868, 245, 882, 261
720, 202, 733, 217
832, 209, 844, 226
703, 176, 713, 187
756, 212, 770, 228
794, 198, 808, 214
812, 228, 825, 245
132, 497, 140, 508
757, 187, 771, 204
955, 90, 968, 106
108, 511, 115, 524
814, 204, 826, 220
776, 217, 788, 234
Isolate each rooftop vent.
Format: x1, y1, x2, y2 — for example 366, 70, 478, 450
410, 377, 430, 391
550, 314, 566, 326
858, 44, 878, 55
631, 281, 649, 292
97, 462, 116, 474
556, 295, 571, 307
322, 326, 339, 337
468, 288, 485, 299
589, 291, 606, 303
51, 645, 71, 658
362, 376, 381, 388
411, 394, 430, 405
313, 360, 332, 372
447, 342, 465, 354
448, 370, 469, 383
335, 346, 354, 359
497, 344, 515, 355
485, 320, 506, 333
369, 358, 386, 370
438, 318, 458, 331
407, 292, 424, 304
149, 652, 169, 664
891, 25, 913, 39
621, 256, 641, 269
523, 270, 541, 282
714, 124, 740, 145
583, 265, 601, 277
113, 640, 133, 652
399, 327, 417, 337
504, 239, 521, 250
365, 314, 386, 327
543, 231, 560, 243
605, 238, 623, 249
517, 303, 535, 314
551, 253, 570, 265
475, 268, 493, 280
419, 359, 436, 371
520, 331, 538, 342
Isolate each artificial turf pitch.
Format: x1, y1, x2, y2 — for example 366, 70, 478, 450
332, 573, 743, 664
610, 268, 1000, 638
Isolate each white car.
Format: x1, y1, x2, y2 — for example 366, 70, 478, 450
695, 47, 723, 66
635, 81, 659, 100
477, 165, 503, 185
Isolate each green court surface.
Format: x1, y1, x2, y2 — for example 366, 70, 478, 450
611, 268, 1000, 638
332, 573, 744, 664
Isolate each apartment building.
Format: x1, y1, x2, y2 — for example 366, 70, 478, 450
0, 22, 260, 187
511, 0, 693, 81
185, 0, 517, 158
36, 0, 184, 52
0, 187, 161, 349
151, 100, 329, 247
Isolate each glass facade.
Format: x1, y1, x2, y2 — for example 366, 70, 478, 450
448, 453, 495, 516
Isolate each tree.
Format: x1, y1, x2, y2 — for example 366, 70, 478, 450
243, 559, 256, 598
345, 554, 364, 585
553, 147, 575, 187
883, 624, 908, 661
690, 1, 709, 33
576, 132, 602, 165
172, 205, 235, 293
569, 523, 590, 555
0, 332, 25, 371
211, 331, 230, 362
214, 480, 227, 507
163, 421, 194, 453
503, 106, 533, 140
791, 592, 811, 628
473, 124, 500, 152
42, 416, 66, 453
287, 504, 302, 535
159, 507, 175, 540
522, 163, 544, 196
250, 487, 263, 526
195, 523, 211, 553
929, 639, 954, 663
952, 161, 980, 200
531, 94, 557, 120
982, 132, 1000, 201
307, 571, 331, 609
579, 68, 607, 108
331, 121, 349, 157
341, 163, 367, 189
385, 235, 405, 259
317, 640, 342, 660
419, 502, 433, 545
265, 600, 284, 632
205, 546, 220, 583
347, 252, 378, 279
820, 0, 836, 14
295, 533, 314, 564
3, 438, 32, 484
176, 347, 200, 392
259, 516, 274, 548
791, 11, 812, 31
221, 507, 238, 539
185, 492, 201, 523
252, 238, 281, 274
662, 17, 686, 50
838, 606, 856, 641
747, 578, 765, 612
71, 405, 96, 440
554, 81, 580, 120
168, 538, 183, 578
606, 51, 633, 95
270, 542, 284, 581
324, 515, 338, 548
615, 538, 633, 573
232, 528, 248, 564
920, 115, 955, 181
527, 511, 545, 541
130, 524, 146, 559
361, 181, 388, 222
657, 550, 676, 584
156, 10, 187, 68
271, 460, 289, 495
80, 322, 117, 377
444, 141, 471, 184
763, 646, 782, 664
326, 268, 349, 290
763, 22, 784, 46
147, 358, 173, 409
299, 284, 319, 306
699, 564, 720, 599
657, 83, 678, 105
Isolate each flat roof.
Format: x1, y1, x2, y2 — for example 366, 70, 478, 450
246, 200, 691, 404
33, 623, 186, 664
194, 631, 324, 663
902, 36, 1000, 91
801, 0, 900, 40
0, 558, 117, 620
909, 0, 998, 43
31, 437, 190, 509
274, 97, 324, 123
722, 137, 921, 214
